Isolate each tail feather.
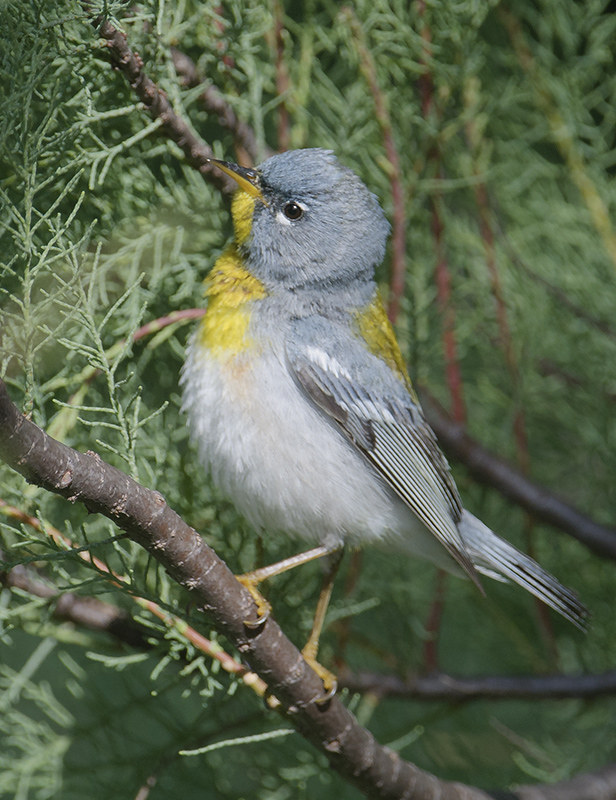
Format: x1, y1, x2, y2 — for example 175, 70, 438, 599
459, 511, 589, 631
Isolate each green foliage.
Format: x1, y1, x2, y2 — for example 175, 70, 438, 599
1, 0, 616, 797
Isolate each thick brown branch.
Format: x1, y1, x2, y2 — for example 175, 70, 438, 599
0, 379, 493, 800
420, 391, 616, 560
341, 669, 616, 701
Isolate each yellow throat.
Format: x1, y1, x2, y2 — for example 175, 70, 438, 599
197, 188, 409, 391
197, 190, 267, 360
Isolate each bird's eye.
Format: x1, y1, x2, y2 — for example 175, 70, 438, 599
283, 202, 303, 220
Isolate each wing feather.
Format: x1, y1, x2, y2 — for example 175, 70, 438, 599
289, 348, 481, 586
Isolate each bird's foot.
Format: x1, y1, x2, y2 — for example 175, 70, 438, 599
236, 572, 271, 629
302, 642, 337, 705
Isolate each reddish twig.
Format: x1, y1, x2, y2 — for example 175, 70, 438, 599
431, 198, 466, 424
342, 8, 407, 324
421, 568, 446, 674
273, 0, 291, 152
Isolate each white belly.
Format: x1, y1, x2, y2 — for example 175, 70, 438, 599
182, 337, 460, 570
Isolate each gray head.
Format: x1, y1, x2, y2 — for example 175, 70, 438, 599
211, 149, 390, 293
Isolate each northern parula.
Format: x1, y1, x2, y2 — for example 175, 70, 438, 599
181, 149, 586, 692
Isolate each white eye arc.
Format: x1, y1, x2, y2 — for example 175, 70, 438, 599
276, 201, 307, 226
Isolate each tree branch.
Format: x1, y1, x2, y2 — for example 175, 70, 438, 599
88, 11, 236, 192
420, 390, 616, 561
341, 669, 616, 702
0, 378, 494, 800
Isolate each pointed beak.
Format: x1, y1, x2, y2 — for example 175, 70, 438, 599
206, 158, 267, 204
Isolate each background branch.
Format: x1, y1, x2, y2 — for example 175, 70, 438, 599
90, 11, 236, 191
421, 391, 616, 560
340, 669, 616, 702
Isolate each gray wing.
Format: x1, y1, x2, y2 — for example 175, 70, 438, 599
287, 339, 482, 588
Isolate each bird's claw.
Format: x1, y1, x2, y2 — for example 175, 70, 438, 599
302, 649, 338, 705
243, 605, 270, 629
236, 573, 272, 630
314, 677, 337, 705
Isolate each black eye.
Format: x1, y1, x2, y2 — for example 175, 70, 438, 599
283, 202, 303, 220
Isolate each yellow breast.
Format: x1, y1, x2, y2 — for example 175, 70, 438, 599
197, 244, 267, 361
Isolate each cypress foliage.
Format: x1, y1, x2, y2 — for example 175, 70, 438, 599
1, 1, 615, 797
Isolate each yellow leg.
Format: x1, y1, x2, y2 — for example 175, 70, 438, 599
237, 544, 344, 702
301, 549, 344, 703
236, 544, 336, 628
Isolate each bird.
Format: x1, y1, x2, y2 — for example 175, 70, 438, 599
181, 148, 587, 696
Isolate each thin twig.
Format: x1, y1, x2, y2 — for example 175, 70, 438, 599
170, 47, 267, 165
342, 7, 407, 324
